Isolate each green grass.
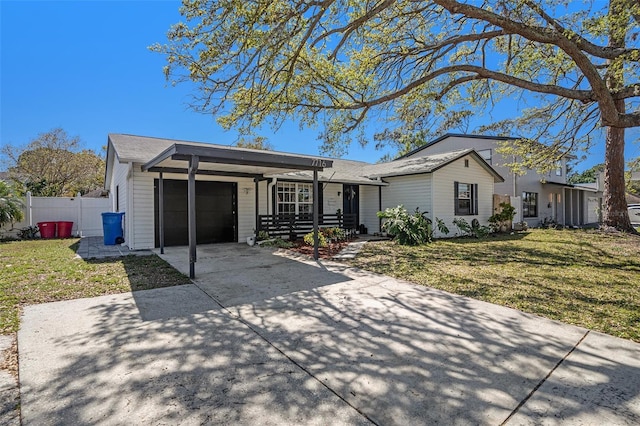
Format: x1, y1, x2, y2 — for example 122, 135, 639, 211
0, 238, 191, 334
348, 229, 640, 342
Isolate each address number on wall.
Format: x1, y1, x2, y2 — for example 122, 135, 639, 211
311, 158, 327, 167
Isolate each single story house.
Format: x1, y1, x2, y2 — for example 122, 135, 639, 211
105, 134, 503, 276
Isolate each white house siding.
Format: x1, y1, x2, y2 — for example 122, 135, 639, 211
236, 177, 260, 241
381, 174, 432, 218
322, 183, 342, 215
431, 155, 495, 238
109, 160, 130, 243
130, 169, 155, 250
360, 185, 380, 233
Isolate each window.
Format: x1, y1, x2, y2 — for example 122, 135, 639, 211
277, 182, 313, 215
116, 185, 120, 211
555, 162, 563, 176
454, 182, 478, 215
478, 149, 492, 165
522, 192, 538, 217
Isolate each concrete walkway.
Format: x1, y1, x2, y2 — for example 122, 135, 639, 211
19, 244, 640, 425
75, 236, 153, 260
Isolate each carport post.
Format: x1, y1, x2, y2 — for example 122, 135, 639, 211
159, 172, 165, 254
254, 178, 259, 232
313, 170, 319, 260
188, 155, 199, 279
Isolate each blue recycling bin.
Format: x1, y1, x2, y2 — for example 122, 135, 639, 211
101, 212, 125, 245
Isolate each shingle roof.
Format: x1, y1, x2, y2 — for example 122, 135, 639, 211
397, 133, 519, 159
363, 149, 470, 177
108, 134, 381, 185
363, 149, 504, 182
107, 134, 503, 185
109, 134, 220, 163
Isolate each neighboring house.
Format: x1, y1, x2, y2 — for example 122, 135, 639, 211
104, 134, 503, 251
399, 134, 602, 227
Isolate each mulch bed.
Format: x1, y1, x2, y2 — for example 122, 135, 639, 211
288, 238, 355, 259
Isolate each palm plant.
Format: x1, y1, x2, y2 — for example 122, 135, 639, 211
0, 180, 24, 228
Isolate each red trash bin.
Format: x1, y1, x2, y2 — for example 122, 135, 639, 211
57, 221, 74, 238
38, 222, 57, 239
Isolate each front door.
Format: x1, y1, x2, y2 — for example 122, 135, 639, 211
342, 184, 359, 226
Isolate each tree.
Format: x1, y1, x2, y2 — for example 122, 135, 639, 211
235, 136, 274, 151
627, 157, 640, 195
0, 180, 24, 228
152, 0, 640, 231
1, 128, 105, 197
568, 163, 605, 184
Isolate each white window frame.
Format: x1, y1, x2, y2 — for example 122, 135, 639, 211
277, 182, 313, 215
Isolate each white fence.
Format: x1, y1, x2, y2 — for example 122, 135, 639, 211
2, 192, 112, 237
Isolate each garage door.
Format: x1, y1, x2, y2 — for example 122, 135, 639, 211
154, 179, 237, 247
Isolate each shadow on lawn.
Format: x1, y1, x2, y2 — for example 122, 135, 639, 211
415, 231, 640, 271
18, 249, 640, 425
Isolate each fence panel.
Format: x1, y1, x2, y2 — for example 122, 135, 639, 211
1, 193, 111, 237
79, 197, 111, 237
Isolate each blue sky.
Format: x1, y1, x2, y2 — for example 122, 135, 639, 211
1, 0, 638, 172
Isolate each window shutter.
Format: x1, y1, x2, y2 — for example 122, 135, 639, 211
454, 181, 459, 215
473, 184, 479, 215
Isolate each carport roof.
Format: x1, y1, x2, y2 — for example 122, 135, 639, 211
108, 134, 331, 177
107, 134, 385, 185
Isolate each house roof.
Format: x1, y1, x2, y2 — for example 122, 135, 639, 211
397, 133, 518, 159
363, 149, 504, 182
396, 133, 578, 161
542, 181, 599, 192
141, 142, 332, 177
627, 192, 640, 204
106, 134, 504, 187
106, 134, 334, 186
107, 134, 384, 186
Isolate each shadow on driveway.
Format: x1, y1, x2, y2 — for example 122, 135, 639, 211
18, 244, 640, 425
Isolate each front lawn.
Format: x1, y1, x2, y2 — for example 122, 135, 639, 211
0, 238, 191, 335
348, 229, 640, 342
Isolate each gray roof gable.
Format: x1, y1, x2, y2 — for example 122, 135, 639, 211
364, 149, 504, 182
398, 133, 518, 159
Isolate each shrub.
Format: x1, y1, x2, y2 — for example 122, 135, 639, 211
0, 180, 24, 228
452, 217, 472, 236
453, 217, 490, 238
18, 226, 39, 240
260, 237, 294, 248
488, 202, 517, 233
377, 205, 433, 245
435, 217, 450, 236
256, 230, 270, 241
303, 231, 328, 247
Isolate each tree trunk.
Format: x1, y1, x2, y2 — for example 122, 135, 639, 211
602, 124, 633, 231
602, 0, 633, 232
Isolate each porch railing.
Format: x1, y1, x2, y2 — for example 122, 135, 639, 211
257, 213, 357, 239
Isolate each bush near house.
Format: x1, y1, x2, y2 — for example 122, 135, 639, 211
377, 206, 434, 245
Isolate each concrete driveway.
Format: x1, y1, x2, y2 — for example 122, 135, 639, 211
19, 244, 640, 425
